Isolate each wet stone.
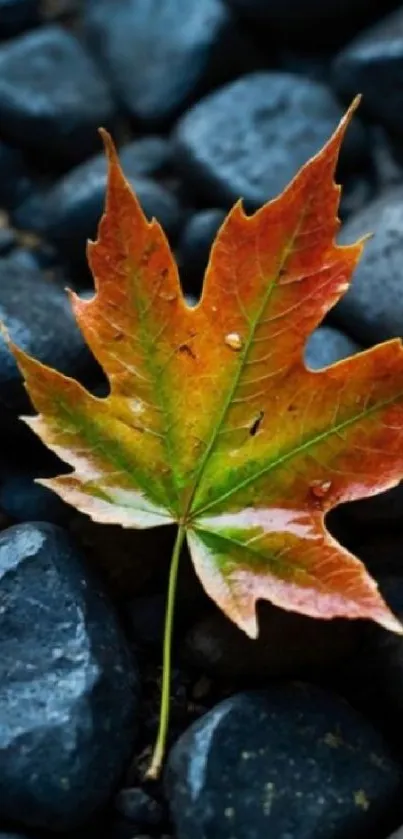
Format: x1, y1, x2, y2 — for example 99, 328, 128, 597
305, 326, 361, 370
114, 787, 164, 828
0, 257, 99, 412
0, 25, 116, 162
0, 522, 139, 830
14, 139, 182, 263
84, 0, 248, 124
166, 685, 403, 839
173, 73, 366, 209
332, 7, 403, 137
178, 208, 226, 293
333, 187, 403, 344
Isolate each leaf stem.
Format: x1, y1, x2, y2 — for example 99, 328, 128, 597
146, 524, 186, 780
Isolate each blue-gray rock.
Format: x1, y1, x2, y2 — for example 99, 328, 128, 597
333, 187, 403, 344
166, 685, 403, 839
178, 208, 226, 292
173, 73, 366, 209
0, 25, 116, 162
332, 7, 403, 137
0, 257, 99, 412
0, 0, 39, 35
224, 0, 396, 46
114, 786, 164, 827
0, 522, 139, 831
84, 0, 248, 124
305, 326, 360, 370
0, 226, 17, 255
14, 138, 182, 262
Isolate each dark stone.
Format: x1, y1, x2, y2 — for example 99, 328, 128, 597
0, 25, 116, 162
166, 685, 403, 839
340, 172, 375, 221
0, 467, 70, 524
370, 126, 403, 193
178, 209, 226, 292
0, 141, 33, 211
84, 0, 250, 124
225, 0, 398, 47
184, 602, 358, 679
0, 0, 39, 36
305, 326, 360, 370
0, 522, 139, 830
333, 187, 403, 344
0, 257, 99, 412
114, 787, 164, 827
14, 140, 182, 263
332, 7, 403, 138
0, 226, 17, 255
173, 73, 366, 210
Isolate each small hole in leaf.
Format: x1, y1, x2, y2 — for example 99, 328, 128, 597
249, 410, 264, 436
177, 343, 196, 359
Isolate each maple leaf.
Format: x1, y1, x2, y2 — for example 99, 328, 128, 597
7, 97, 403, 777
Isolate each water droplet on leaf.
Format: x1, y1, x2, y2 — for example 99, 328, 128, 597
310, 480, 332, 498
225, 332, 243, 351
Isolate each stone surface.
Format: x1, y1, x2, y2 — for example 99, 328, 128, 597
184, 603, 358, 679
14, 138, 182, 262
0, 25, 115, 161
333, 187, 403, 344
85, 0, 248, 124
166, 685, 403, 839
178, 208, 226, 292
332, 7, 403, 137
173, 73, 365, 209
0, 522, 139, 830
114, 787, 164, 827
305, 325, 360, 370
0, 257, 99, 412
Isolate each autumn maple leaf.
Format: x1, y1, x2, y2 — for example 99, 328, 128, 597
7, 97, 403, 776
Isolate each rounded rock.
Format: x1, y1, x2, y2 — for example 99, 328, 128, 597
173, 73, 366, 209
84, 0, 247, 124
305, 326, 361, 370
333, 187, 403, 344
14, 140, 182, 263
0, 25, 116, 162
0, 257, 99, 412
166, 685, 403, 839
0, 522, 139, 830
332, 7, 403, 137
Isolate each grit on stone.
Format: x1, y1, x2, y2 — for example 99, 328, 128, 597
166, 685, 403, 839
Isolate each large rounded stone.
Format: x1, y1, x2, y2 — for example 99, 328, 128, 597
0, 522, 139, 830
